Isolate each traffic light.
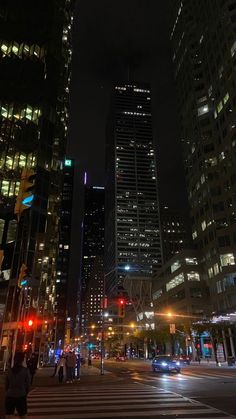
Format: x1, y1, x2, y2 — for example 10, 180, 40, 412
24, 318, 35, 329
14, 168, 36, 220
18, 263, 28, 288
118, 298, 125, 318
87, 343, 94, 349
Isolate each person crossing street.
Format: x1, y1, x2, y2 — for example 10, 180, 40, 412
66, 351, 77, 383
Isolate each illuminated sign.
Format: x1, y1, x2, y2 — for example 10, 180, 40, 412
65, 159, 72, 167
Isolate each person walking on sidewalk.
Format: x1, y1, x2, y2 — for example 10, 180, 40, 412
66, 351, 77, 383
56, 355, 66, 383
76, 353, 81, 381
5, 351, 31, 419
26, 353, 38, 385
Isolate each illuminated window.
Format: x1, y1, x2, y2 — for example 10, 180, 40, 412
198, 104, 209, 116
187, 272, 200, 281
1, 181, 9, 196
19, 154, 26, 168
201, 220, 206, 231
185, 257, 198, 265
192, 231, 197, 240
217, 101, 223, 114
171, 260, 181, 273
223, 92, 229, 104
213, 263, 219, 275
220, 253, 235, 266
166, 273, 184, 291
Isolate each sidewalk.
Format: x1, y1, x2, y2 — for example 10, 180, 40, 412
0, 364, 114, 418
31, 364, 113, 387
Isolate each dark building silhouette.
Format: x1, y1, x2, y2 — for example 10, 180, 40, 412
105, 82, 163, 296
55, 158, 74, 351
0, 0, 74, 362
80, 185, 104, 334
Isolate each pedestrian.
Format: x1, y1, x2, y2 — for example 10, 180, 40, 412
66, 351, 77, 383
56, 355, 66, 383
5, 351, 31, 419
51, 358, 58, 377
27, 353, 38, 385
76, 353, 81, 381
196, 355, 201, 364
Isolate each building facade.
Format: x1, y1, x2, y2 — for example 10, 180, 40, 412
170, 1, 236, 315
152, 250, 210, 318
80, 185, 105, 335
0, 0, 74, 363
160, 205, 192, 263
55, 158, 74, 352
105, 82, 163, 296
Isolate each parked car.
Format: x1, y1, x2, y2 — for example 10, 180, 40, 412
116, 356, 126, 362
175, 355, 191, 365
92, 354, 100, 360
152, 355, 181, 373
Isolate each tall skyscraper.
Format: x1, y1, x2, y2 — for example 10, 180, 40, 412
55, 158, 74, 351
171, 1, 236, 314
0, 0, 74, 361
105, 82, 163, 296
80, 185, 104, 334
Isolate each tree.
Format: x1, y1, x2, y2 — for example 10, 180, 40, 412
192, 321, 229, 364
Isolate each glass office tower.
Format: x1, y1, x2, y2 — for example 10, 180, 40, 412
171, 1, 236, 314
105, 82, 163, 296
0, 0, 74, 360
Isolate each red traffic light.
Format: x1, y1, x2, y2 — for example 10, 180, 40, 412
27, 319, 33, 327
119, 298, 124, 305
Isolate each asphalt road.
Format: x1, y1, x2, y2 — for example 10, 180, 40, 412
97, 359, 236, 416
1, 360, 236, 418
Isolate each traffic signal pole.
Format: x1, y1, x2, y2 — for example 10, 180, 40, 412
11, 288, 24, 367
100, 300, 105, 375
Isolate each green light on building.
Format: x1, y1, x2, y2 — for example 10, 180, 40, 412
65, 159, 72, 167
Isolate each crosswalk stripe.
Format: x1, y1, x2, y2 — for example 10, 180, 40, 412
29, 397, 185, 406
27, 408, 231, 419
27, 384, 233, 419
135, 371, 236, 381
183, 372, 236, 380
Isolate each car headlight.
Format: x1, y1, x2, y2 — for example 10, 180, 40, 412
176, 361, 180, 366
161, 362, 168, 366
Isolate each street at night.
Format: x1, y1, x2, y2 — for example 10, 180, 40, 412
1, 360, 236, 418
2, 1, 236, 418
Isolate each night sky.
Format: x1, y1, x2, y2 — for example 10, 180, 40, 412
67, 0, 187, 209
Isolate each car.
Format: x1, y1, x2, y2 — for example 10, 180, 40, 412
152, 355, 181, 373
116, 356, 126, 362
92, 354, 100, 360
175, 355, 191, 365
